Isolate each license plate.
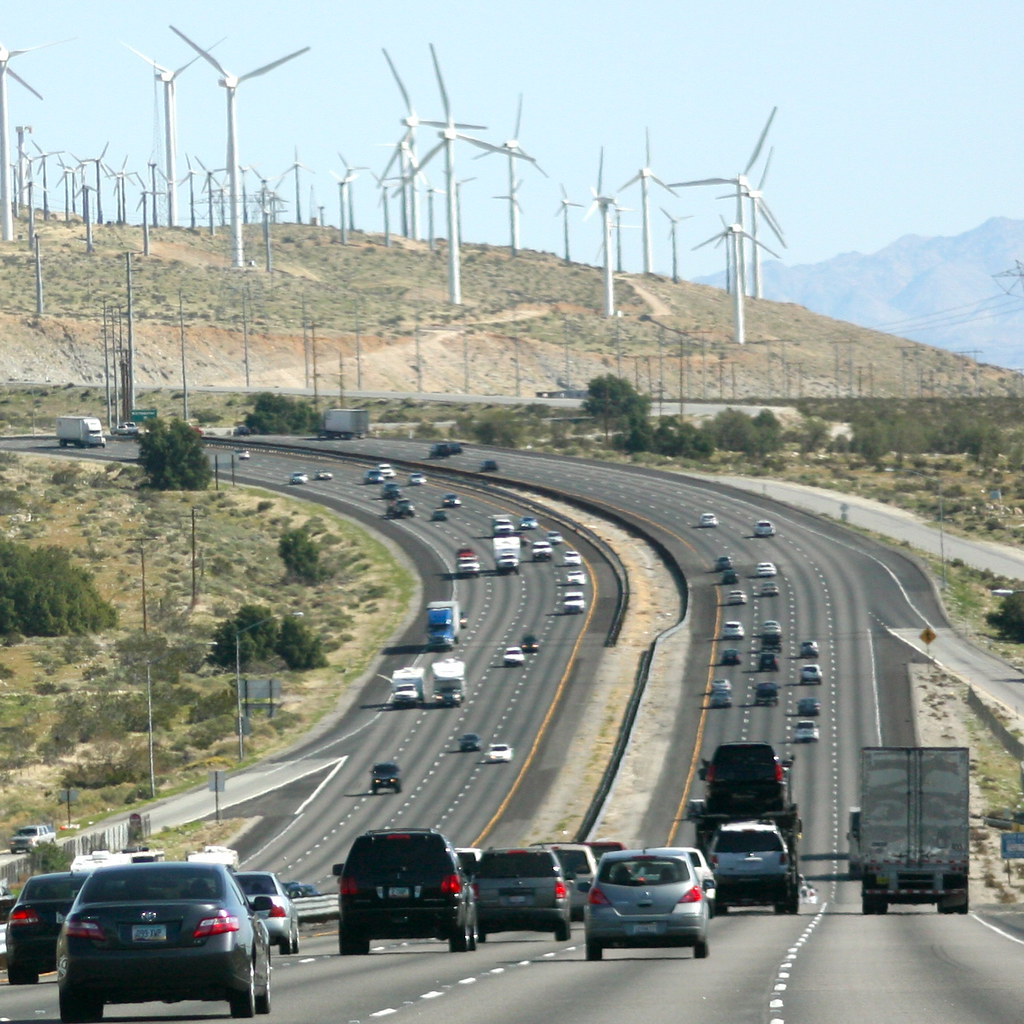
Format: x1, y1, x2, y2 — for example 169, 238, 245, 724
507, 895, 526, 905
389, 886, 410, 898
132, 923, 166, 942
631, 922, 658, 935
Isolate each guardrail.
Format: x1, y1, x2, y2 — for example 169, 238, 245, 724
292, 893, 337, 923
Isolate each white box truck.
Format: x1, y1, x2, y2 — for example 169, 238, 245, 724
56, 416, 106, 448
390, 666, 426, 707
430, 658, 465, 706
493, 536, 521, 574
318, 409, 369, 440
859, 746, 969, 915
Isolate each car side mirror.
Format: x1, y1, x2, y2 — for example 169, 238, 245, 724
576, 880, 592, 894
332, 863, 344, 876
697, 766, 707, 781
250, 895, 274, 913
702, 879, 715, 891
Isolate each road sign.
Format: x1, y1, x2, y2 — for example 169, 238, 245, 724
920, 627, 937, 645
131, 408, 157, 422
1001, 833, 1024, 858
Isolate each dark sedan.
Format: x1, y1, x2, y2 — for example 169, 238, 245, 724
55, 861, 271, 1022
5, 871, 87, 984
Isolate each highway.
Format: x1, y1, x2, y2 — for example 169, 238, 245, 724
5, 433, 1024, 1024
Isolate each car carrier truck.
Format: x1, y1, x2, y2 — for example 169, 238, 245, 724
858, 746, 969, 915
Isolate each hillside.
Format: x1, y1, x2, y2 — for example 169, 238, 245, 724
0, 216, 1018, 401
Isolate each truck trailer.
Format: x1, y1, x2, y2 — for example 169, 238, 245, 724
492, 536, 521, 574
390, 666, 426, 707
430, 658, 466, 706
858, 746, 969, 915
318, 409, 369, 440
425, 600, 461, 649
56, 416, 106, 448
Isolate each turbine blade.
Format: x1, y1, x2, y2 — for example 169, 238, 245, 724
758, 146, 775, 190
514, 93, 523, 139
381, 48, 414, 113
745, 105, 777, 174
667, 176, 734, 188
238, 46, 310, 84
169, 25, 229, 77
429, 43, 451, 123
459, 135, 507, 156
649, 174, 677, 195
617, 172, 641, 192
123, 43, 168, 74
8, 68, 42, 101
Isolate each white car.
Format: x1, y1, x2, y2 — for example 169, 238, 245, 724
289, 472, 309, 485
755, 562, 777, 577
698, 513, 719, 528
726, 590, 747, 606
376, 463, 396, 479
546, 530, 565, 546
408, 472, 426, 486
314, 470, 333, 481
722, 621, 745, 639
800, 664, 823, 684
563, 549, 582, 566
503, 646, 525, 666
237, 449, 251, 460
563, 591, 586, 614
486, 743, 513, 763
565, 568, 587, 586
760, 581, 780, 596
793, 720, 820, 743
754, 519, 776, 537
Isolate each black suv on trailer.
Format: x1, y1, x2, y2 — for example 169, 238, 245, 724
333, 829, 477, 955
700, 741, 790, 814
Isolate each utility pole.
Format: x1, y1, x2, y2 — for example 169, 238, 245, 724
179, 291, 189, 421
125, 253, 136, 414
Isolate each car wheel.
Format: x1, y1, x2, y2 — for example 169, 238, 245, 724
371, 784, 378, 794
477, 929, 487, 943
395, 783, 402, 793
228, 965, 256, 1018
585, 939, 603, 961
59, 986, 103, 1023
289, 924, 301, 955
694, 937, 709, 959
448, 919, 471, 952
554, 919, 571, 942
255, 963, 271, 1015
7, 964, 39, 985
717, 903, 729, 915
339, 926, 371, 955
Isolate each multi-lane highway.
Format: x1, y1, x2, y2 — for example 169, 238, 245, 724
5, 433, 1024, 1024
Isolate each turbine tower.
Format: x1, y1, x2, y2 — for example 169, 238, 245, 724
618, 128, 675, 274
584, 149, 617, 318
0, 39, 63, 242
414, 44, 503, 305
554, 184, 583, 264
170, 25, 310, 269
661, 207, 692, 284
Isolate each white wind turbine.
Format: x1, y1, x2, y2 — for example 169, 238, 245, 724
277, 148, 313, 225
123, 40, 217, 227
661, 207, 692, 284
475, 94, 544, 255
734, 147, 785, 298
554, 184, 583, 264
170, 25, 310, 268
692, 222, 779, 345
330, 152, 366, 244
618, 128, 676, 274
0, 39, 66, 241
583, 148, 618, 318
31, 141, 62, 221
414, 44, 504, 305
669, 106, 777, 298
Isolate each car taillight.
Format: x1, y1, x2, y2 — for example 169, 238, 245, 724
775, 763, 784, 782
710, 856, 718, 869
340, 876, 358, 896
471, 882, 479, 899
677, 886, 703, 904
65, 918, 105, 940
588, 887, 612, 906
193, 911, 240, 938
440, 874, 463, 895
779, 851, 788, 865
554, 880, 568, 899
8, 907, 41, 926
706, 765, 716, 782
267, 903, 287, 918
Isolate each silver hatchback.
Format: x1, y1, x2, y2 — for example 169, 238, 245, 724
583, 848, 710, 961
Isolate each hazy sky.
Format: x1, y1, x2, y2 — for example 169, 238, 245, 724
3, 1, 1021, 283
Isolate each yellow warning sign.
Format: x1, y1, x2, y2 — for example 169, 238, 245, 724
920, 627, 937, 645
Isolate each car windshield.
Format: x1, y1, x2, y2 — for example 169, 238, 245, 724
235, 873, 279, 896
552, 848, 591, 874
599, 857, 692, 886
373, 762, 399, 774
714, 832, 783, 854
478, 852, 557, 878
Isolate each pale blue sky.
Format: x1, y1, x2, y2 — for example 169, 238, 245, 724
3, 1, 1021, 282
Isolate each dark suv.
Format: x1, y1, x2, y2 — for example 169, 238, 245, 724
473, 848, 572, 941
5, 871, 87, 984
370, 761, 402, 794
333, 829, 477, 955
700, 741, 789, 814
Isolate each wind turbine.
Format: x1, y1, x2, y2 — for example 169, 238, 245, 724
70, 144, 109, 224
123, 40, 217, 227
414, 44, 504, 305
734, 147, 785, 298
0, 39, 66, 241
661, 207, 692, 284
554, 184, 583, 264
475, 94, 545, 255
170, 25, 310, 268
692, 222, 779, 344
584, 149, 618, 318
618, 128, 676, 274
277, 148, 313, 225
31, 141, 62, 221
669, 106, 777, 298
337, 152, 366, 234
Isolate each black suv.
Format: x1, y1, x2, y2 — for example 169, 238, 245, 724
473, 848, 572, 941
370, 762, 402, 794
700, 741, 789, 814
333, 829, 477, 955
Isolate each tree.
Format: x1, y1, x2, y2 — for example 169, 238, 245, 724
275, 614, 327, 669
987, 593, 1024, 642
244, 393, 319, 435
137, 417, 212, 491
278, 527, 326, 584
583, 375, 651, 440
209, 605, 278, 671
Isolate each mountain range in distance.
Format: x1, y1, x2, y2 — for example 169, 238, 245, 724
696, 217, 1024, 371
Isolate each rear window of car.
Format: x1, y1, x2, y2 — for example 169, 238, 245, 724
598, 857, 692, 886
235, 873, 279, 896
713, 831, 784, 854
712, 745, 777, 773
21, 875, 85, 901
551, 848, 593, 875
344, 834, 453, 877
477, 852, 558, 878
81, 867, 224, 902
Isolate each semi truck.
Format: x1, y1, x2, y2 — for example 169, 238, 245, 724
430, 658, 466, 706
858, 746, 969, 915
493, 536, 521, 574
318, 408, 369, 440
390, 666, 426, 707
56, 415, 106, 448
425, 600, 461, 649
